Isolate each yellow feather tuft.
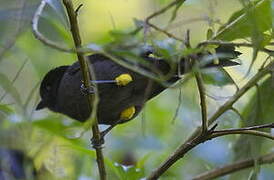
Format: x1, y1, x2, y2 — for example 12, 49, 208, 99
115, 74, 133, 86
120, 106, 135, 120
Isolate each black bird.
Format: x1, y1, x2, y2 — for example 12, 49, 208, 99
36, 46, 240, 126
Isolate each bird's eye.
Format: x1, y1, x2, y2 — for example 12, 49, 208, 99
46, 85, 51, 91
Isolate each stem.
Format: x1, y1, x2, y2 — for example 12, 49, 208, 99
211, 130, 274, 141
195, 71, 208, 133
144, 0, 186, 42
193, 152, 274, 180
62, 0, 106, 179
213, 122, 274, 133
145, 0, 186, 23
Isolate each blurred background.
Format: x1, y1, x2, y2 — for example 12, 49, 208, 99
0, 0, 273, 179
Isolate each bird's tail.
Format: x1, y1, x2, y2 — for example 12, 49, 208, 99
199, 45, 241, 68
178, 45, 241, 74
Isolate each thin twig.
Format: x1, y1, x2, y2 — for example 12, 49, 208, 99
32, 0, 72, 52
195, 71, 208, 133
146, 22, 184, 42
145, 0, 186, 23
62, 0, 106, 179
192, 152, 274, 180
144, 0, 186, 42
213, 122, 274, 133
147, 61, 274, 180
210, 130, 274, 140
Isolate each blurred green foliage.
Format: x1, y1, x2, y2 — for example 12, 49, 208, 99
0, 0, 274, 179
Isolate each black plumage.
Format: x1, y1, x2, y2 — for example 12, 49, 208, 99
36, 46, 241, 125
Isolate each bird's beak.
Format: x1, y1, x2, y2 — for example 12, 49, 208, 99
36, 100, 47, 110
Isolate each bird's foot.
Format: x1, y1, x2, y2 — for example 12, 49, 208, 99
90, 124, 119, 148
91, 136, 105, 149
115, 74, 133, 86
80, 83, 94, 95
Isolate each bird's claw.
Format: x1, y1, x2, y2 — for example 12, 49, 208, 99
91, 135, 105, 149
80, 83, 94, 95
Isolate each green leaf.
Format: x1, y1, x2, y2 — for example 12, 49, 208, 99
152, 38, 181, 62
0, 104, 13, 114
0, 72, 22, 105
32, 117, 83, 138
231, 76, 274, 178
0, 104, 14, 120
206, 28, 214, 40
67, 144, 96, 159
215, 0, 272, 41
202, 68, 234, 86
109, 163, 144, 180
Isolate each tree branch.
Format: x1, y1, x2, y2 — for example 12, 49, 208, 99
62, 0, 106, 179
211, 130, 274, 141
147, 61, 274, 179
195, 71, 208, 133
214, 122, 274, 133
193, 152, 274, 180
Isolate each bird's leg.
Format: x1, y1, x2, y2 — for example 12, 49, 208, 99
90, 121, 120, 147
90, 74, 133, 147
90, 106, 136, 146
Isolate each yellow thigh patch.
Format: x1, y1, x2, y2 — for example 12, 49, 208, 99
120, 106, 136, 120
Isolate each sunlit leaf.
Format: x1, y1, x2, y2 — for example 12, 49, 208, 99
215, 0, 272, 41
32, 118, 83, 139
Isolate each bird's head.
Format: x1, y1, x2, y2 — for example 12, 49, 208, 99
36, 66, 68, 111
